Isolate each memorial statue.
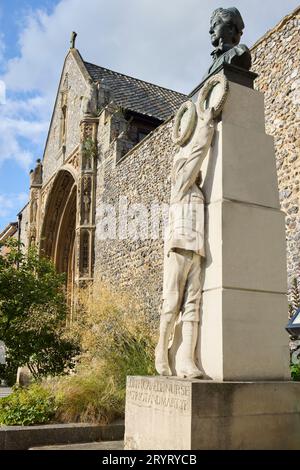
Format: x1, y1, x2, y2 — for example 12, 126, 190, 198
155, 7, 243, 379
204, 7, 251, 79
155, 106, 216, 379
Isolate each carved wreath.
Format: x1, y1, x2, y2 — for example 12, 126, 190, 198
172, 100, 197, 146
197, 73, 229, 118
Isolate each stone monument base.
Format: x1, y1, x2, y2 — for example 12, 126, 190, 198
124, 376, 300, 450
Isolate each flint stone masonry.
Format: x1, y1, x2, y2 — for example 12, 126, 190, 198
95, 119, 176, 315
43, 52, 88, 183
252, 7, 300, 293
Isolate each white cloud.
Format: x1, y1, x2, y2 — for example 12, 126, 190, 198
0, 110, 48, 169
0, 0, 299, 174
3, 0, 300, 94
0, 192, 28, 218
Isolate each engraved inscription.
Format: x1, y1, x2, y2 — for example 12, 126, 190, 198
127, 377, 191, 415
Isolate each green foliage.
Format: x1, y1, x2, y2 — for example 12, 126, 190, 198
49, 282, 157, 423
104, 322, 156, 394
82, 137, 97, 161
0, 283, 156, 426
291, 364, 300, 382
47, 362, 124, 424
0, 384, 56, 426
73, 282, 156, 384
0, 239, 79, 381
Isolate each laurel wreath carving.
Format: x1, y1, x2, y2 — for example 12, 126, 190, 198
197, 73, 229, 118
172, 100, 197, 146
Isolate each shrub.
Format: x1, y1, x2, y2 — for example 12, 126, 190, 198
73, 282, 156, 383
0, 384, 56, 426
0, 239, 80, 382
50, 282, 157, 423
46, 361, 124, 424
291, 364, 300, 381
0, 282, 157, 426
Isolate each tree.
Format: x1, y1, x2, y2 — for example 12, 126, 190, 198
0, 239, 79, 381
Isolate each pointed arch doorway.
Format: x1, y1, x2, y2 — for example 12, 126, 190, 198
40, 169, 77, 313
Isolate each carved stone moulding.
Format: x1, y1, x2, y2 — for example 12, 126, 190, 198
172, 100, 197, 146
66, 149, 80, 173
197, 72, 229, 119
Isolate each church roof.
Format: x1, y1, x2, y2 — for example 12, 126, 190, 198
84, 61, 187, 121
0, 222, 18, 242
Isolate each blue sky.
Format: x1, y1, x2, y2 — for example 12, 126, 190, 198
0, 0, 299, 230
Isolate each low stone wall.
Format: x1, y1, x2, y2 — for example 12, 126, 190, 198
0, 422, 124, 450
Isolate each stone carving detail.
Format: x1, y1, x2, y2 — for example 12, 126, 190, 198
81, 139, 96, 171
77, 116, 98, 280
60, 74, 69, 147
81, 78, 99, 117
80, 121, 94, 142
70, 31, 77, 49
30, 159, 43, 187
98, 79, 111, 109
67, 150, 80, 172
204, 7, 251, 79
29, 186, 40, 247
81, 230, 90, 275
172, 101, 197, 146
30, 190, 39, 224
82, 176, 92, 225
197, 73, 229, 118
29, 226, 37, 247
41, 181, 53, 219
155, 76, 228, 378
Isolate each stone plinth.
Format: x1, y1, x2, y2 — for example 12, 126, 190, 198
124, 376, 300, 450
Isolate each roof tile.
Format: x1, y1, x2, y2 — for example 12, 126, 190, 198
84, 61, 187, 121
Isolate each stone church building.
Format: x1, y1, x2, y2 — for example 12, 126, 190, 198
8, 6, 300, 314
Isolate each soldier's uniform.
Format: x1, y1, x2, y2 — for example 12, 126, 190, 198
162, 127, 213, 323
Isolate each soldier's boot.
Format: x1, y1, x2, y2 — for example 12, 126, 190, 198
177, 321, 203, 379
155, 315, 175, 376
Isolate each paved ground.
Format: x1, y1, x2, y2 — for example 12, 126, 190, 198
0, 387, 12, 398
30, 441, 124, 450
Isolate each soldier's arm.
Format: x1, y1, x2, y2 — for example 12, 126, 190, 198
172, 108, 215, 196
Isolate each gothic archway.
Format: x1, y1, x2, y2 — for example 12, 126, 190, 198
40, 169, 77, 305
